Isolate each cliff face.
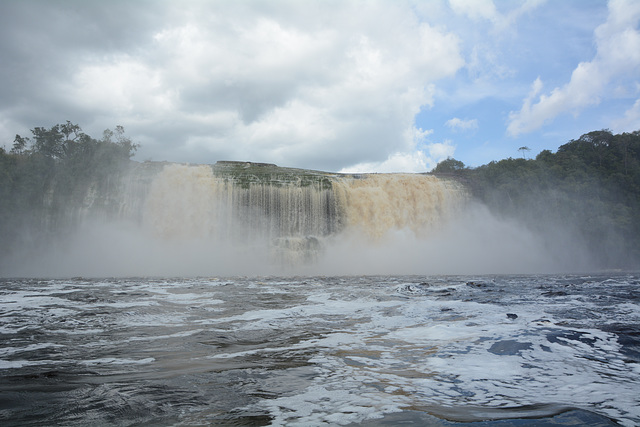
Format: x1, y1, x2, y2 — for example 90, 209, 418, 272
142, 162, 342, 243
41, 160, 165, 230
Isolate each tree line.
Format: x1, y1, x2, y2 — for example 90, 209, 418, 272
0, 121, 137, 266
433, 129, 640, 269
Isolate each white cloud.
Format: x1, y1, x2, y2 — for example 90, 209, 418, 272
445, 117, 478, 132
339, 151, 429, 174
338, 127, 455, 173
612, 98, 640, 133
67, 57, 177, 116
507, 0, 640, 136
449, 0, 499, 23
448, 0, 546, 31
56, 1, 463, 171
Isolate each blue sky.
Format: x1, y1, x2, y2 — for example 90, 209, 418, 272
1, 0, 639, 172
416, 0, 618, 168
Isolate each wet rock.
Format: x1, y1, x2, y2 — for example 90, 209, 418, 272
466, 281, 488, 288
507, 313, 518, 320
542, 290, 568, 297
488, 340, 532, 355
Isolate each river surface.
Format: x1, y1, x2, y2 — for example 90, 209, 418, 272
1, 274, 639, 426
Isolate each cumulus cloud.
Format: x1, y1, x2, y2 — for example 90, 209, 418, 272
507, 0, 640, 136
612, 98, 640, 133
445, 117, 478, 132
0, 1, 464, 172
339, 127, 455, 173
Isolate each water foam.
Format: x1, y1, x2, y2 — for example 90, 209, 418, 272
1, 276, 638, 425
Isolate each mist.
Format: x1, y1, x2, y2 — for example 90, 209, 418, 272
3, 221, 274, 278
2, 201, 596, 279
310, 202, 594, 276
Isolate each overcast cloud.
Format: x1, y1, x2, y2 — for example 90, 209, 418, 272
1, 0, 639, 172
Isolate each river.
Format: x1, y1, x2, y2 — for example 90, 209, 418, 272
1, 274, 639, 426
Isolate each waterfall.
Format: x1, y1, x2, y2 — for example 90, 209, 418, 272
132, 162, 466, 265
4, 161, 586, 277
333, 174, 466, 240
143, 163, 341, 242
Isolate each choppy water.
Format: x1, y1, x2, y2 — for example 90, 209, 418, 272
1, 274, 639, 426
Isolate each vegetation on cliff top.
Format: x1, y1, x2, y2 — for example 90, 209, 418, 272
0, 122, 137, 263
433, 129, 640, 268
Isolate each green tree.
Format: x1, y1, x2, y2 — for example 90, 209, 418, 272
10, 135, 29, 155
432, 158, 466, 174
457, 130, 640, 269
0, 121, 140, 269
518, 146, 531, 159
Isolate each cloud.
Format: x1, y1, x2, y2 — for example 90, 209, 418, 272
339, 127, 455, 173
445, 117, 478, 132
507, 0, 640, 136
448, 0, 546, 31
612, 98, 640, 133
0, 1, 464, 172
449, 0, 499, 23
338, 143, 455, 174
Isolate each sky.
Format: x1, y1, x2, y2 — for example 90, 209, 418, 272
0, 0, 639, 173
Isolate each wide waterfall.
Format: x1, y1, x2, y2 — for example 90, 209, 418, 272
4, 160, 587, 277
130, 162, 466, 265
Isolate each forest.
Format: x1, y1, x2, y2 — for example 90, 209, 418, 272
0, 122, 137, 264
433, 129, 640, 269
1, 122, 639, 272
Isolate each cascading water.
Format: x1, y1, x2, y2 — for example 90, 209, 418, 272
333, 174, 465, 240
134, 162, 467, 266
2, 159, 594, 277
144, 163, 341, 241
7, 160, 476, 277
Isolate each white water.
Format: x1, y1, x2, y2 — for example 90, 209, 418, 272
1, 274, 638, 425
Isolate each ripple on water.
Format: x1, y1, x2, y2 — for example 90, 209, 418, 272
0, 274, 638, 426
